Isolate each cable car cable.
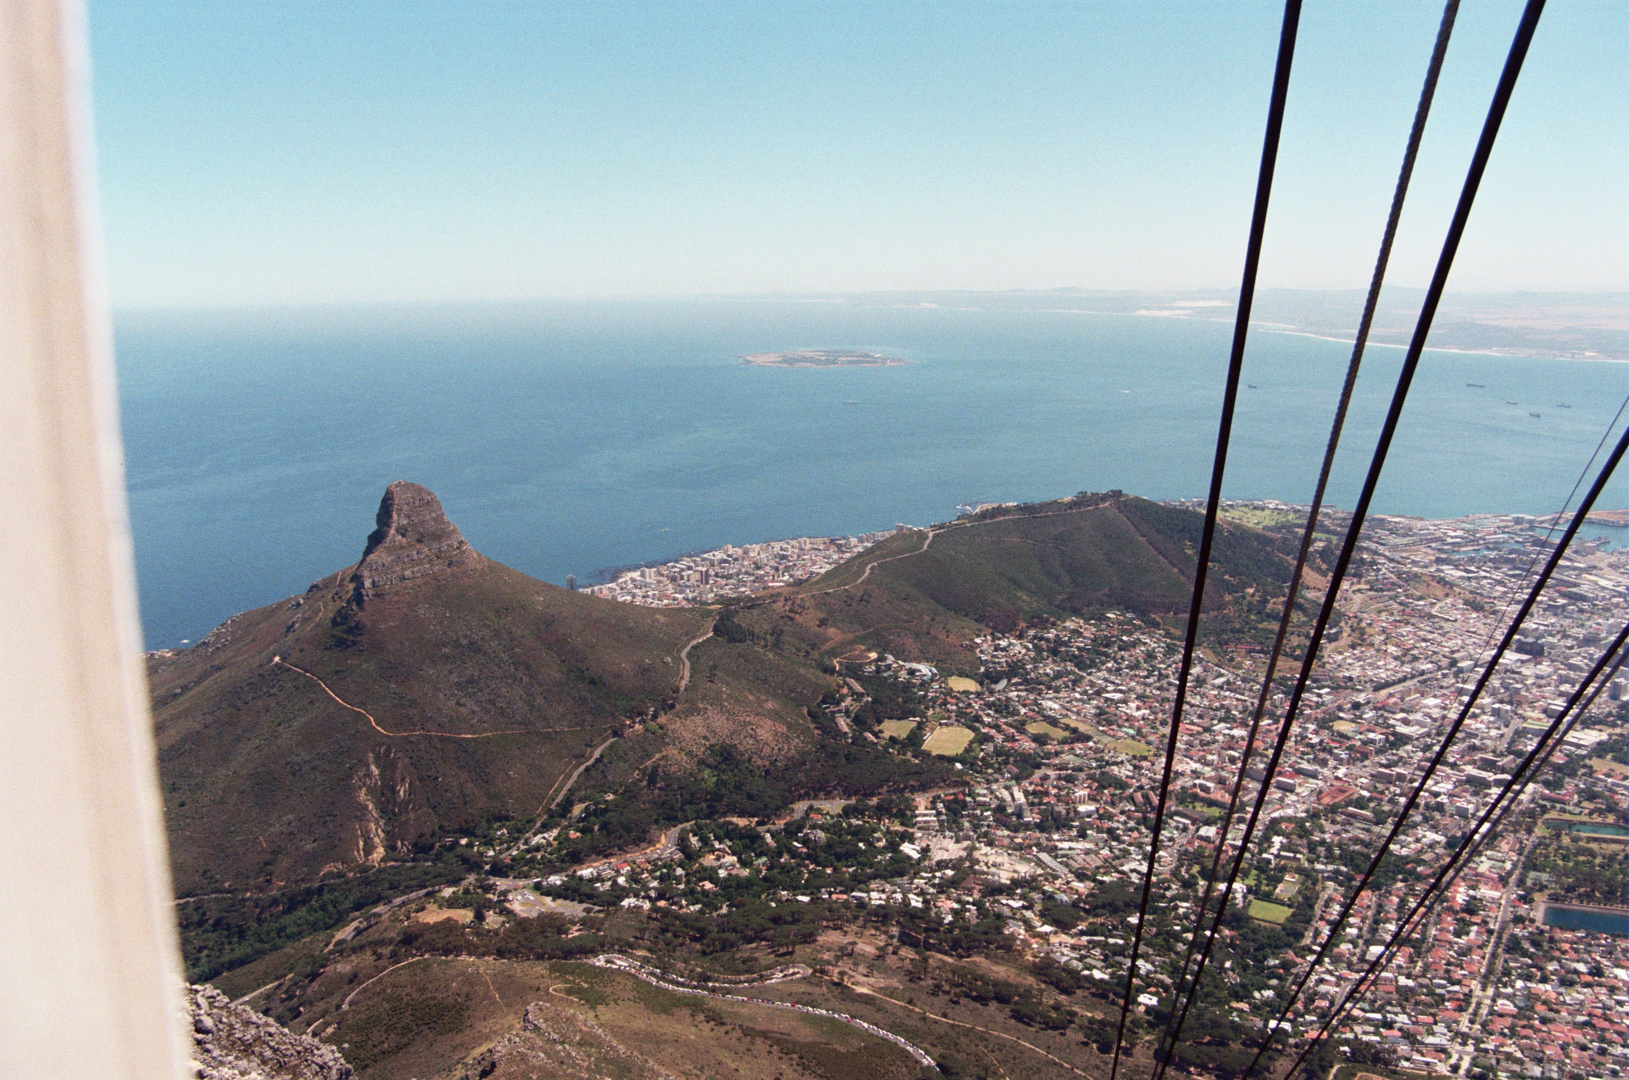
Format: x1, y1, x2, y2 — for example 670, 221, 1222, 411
1153, 5, 1460, 1069
1460, 387, 1627, 693
1277, 628, 1628, 1080
1107, 4, 1302, 1076
1146, 0, 1547, 1072
1242, 402, 1619, 1080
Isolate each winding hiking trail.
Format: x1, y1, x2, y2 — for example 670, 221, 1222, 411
588, 954, 936, 1070
272, 656, 529, 738
533, 611, 714, 822
833, 974, 1092, 1078
515, 614, 716, 849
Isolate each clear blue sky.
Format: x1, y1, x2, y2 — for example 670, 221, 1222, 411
86, 1, 1627, 308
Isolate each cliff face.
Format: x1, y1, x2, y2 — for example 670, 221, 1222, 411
351, 481, 478, 599
188, 984, 352, 1080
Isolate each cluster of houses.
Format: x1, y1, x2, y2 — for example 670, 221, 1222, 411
554, 505, 1625, 1072
581, 531, 894, 604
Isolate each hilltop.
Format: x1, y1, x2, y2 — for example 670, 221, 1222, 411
718, 491, 1310, 675
156, 483, 960, 901
151, 483, 715, 893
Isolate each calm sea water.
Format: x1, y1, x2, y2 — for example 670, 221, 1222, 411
116, 300, 1627, 648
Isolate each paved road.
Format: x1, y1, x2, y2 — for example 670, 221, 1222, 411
802, 527, 939, 596
676, 617, 717, 692
548, 734, 617, 811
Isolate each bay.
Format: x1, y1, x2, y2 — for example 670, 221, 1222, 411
116, 298, 1627, 649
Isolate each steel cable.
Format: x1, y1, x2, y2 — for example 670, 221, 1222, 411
1276, 625, 1629, 1080
1114, 1, 1552, 1073
1107, 4, 1302, 1076
1147, 0, 1551, 1071
1455, 388, 1628, 695
1244, 403, 1619, 1080
1153, 5, 1460, 1071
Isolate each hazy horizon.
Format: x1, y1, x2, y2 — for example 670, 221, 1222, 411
106, 283, 1629, 315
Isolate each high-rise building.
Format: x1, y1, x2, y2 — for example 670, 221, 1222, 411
566, 575, 577, 591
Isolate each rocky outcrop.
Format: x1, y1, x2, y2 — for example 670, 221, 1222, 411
351, 481, 478, 600
187, 985, 352, 1080
457, 1002, 678, 1080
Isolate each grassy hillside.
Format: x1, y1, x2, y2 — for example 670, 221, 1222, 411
884, 497, 1194, 627
715, 492, 1305, 673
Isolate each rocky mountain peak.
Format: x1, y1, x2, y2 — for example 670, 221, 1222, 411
352, 481, 478, 599
188, 984, 352, 1079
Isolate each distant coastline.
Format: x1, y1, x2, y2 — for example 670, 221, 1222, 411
742, 350, 906, 368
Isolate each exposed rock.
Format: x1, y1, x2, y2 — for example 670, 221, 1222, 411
351, 481, 478, 600
187, 984, 352, 1080
456, 1001, 678, 1080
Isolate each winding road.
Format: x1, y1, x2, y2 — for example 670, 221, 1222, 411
803, 527, 940, 596
675, 618, 717, 692
834, 974, 1092, 1079
585, 953, 1092, 1077
516, 613, 716, 849
546, 734, 617, 811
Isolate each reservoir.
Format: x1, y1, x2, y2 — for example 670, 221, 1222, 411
1544, 819, 1629, 838
1565, 822, 1628, 838
1542, 904, 1629, 936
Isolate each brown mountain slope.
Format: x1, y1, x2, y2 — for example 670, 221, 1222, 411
152, 487, 1302, 897
151, 483, 711, 894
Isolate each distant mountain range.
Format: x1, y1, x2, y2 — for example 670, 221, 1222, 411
822, 287, 1629, 361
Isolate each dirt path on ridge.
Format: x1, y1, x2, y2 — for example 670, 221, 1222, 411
271, 657, 531, 739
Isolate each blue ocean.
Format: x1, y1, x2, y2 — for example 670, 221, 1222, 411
116, 299, 1626, 649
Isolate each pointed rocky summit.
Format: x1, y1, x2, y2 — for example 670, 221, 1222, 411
351, 481, 478, 599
